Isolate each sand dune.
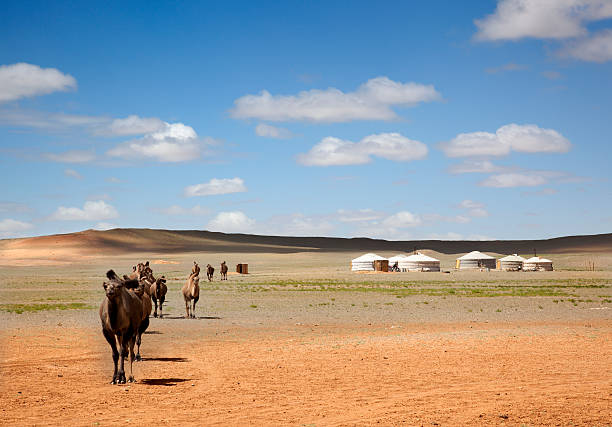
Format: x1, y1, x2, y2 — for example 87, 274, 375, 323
0, 228, 610, 265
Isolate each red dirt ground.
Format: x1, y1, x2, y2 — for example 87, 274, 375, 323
1, 320, 610, 426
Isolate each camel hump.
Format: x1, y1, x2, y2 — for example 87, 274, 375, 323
106, 269, 120, 281
123, 278, 140, 289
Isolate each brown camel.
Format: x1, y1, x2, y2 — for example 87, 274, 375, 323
220, 261, 228, 280
206, 264, 214, 281
100, 270, 143, 384
192, 261, 200, 277
182, 266, 200, 318
149, 276, 167, 318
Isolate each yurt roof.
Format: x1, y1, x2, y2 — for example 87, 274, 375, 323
352, 253, 387, 262
388, 254, 409, 263
458, 250, 495, 260
405, 252, 440, 262
525, 256, 552, 263
500, 254, 526, 262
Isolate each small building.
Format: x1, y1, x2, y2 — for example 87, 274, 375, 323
456, 251, 496, 270
388, 255, 408, 270
497, 254, 526, 271
401, 252, 441, 272
523, 256, 553, 271
351, 253, 388, 272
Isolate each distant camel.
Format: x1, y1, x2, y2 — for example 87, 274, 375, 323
100, 270, 143, 384
220, 261, 228, 280
192, 261, 200, 277
149, 276, 167, 318
182, 265, 200, 318
133, 272, 153, 361
206, 264, 214, 281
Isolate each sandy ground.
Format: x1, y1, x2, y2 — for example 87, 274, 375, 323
1, 251, 611, 426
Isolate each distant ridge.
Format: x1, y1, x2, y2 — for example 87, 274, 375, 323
1, 228, 611, 257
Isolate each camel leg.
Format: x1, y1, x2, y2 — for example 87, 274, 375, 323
159, 297, 164, 319
153, 297, 158, 318
128, 336, 136, 383
136, 316, 149, 361
192, 297, 198, 318
117, 334, 128, 384
184, 298, 190, 318
103, 328, 119, 384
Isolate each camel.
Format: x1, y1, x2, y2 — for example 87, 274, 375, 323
206, 264, 214, 281
192, 261, 200, 277
220, 261, 228, 280
133, 274, 152, 361
182, 265, 200, 318
100, 270, 143, 384
149, 276, 167, 318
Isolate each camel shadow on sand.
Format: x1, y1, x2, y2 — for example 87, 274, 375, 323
162, 315, 222, 320
140, 378, 190, 386
140, 356, 188, 362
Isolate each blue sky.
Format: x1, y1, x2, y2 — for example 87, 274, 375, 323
1, 0, 611, 240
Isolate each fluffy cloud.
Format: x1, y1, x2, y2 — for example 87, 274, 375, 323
231, 76, 441, 123
381, 211, 422, 228
261, 213, 335, 237
102, 115, 165, 136
0, 218, 33, 238
560, 29, 612, 62
184, 178, 247, 197
45, 150, 96, 163
107, 122, 201, 162
298, 132, 428, 166
0, 63, 76, 103
474, 0, 612, 41
207, 211, 255, 233
457, 200, 489, 217
94, 222, 117, 231
255, 123, 292, 139
440, 124, 570, 158
448, 160, 511, 174
64, 169, 82, 180
50, 200, 119, 221
480, 173, 548, 188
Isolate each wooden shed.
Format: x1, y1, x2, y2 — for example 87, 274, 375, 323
236, 263, 249, 274
374, 259, 389, 272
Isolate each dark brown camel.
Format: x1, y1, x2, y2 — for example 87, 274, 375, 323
100, 270, 143, 384
206, 264, 214, 281
220, 261, 228, 280
149, 276, 167, 318
192, 261, 200, 277
182, 266, 200, 318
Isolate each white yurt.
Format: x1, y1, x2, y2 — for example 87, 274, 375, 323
523, 256, 553, 271
351, 253, 387, 271
400, 252, 441, 272
456, 251, 497, 270
498, 254, 526, 271
388, 254, 408, 270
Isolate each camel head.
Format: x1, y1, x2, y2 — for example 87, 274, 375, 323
103, 270, 123, 299
192, 275, 200, 286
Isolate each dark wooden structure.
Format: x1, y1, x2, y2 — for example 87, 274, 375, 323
236, 263, 249, 274
373, 260, 388, 272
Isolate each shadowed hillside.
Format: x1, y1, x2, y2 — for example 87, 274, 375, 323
1, 228, 611, 258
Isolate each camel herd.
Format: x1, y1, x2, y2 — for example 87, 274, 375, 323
99, 260, 226, 384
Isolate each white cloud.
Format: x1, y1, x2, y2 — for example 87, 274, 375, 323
448, 160, 511, 174
102, 115, 165, 136
440, 124, 570, 158
560, 29, 612, 62
458, 200, 489, 217
0, 63, 76, 103
298, 132, 428, 166
50, 200, 119, 221
474, 0, 612, 41
0, 218, 33, 238
261, 213, 335, 236
155, 205, 211, 216
94, 222, 116, 231
381, 211, 422, 228
255, 123, 292, 139
107, 122, 201, 162
207, 211, 255, 233
231, 76, 441, 123
336, 209, 385, 223
480, 173, 548, 188
45, 150, 95, 163
64, 169, 82, 180
184, 177, 247, 197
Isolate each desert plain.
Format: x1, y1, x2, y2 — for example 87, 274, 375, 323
1, 230, 611, 426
